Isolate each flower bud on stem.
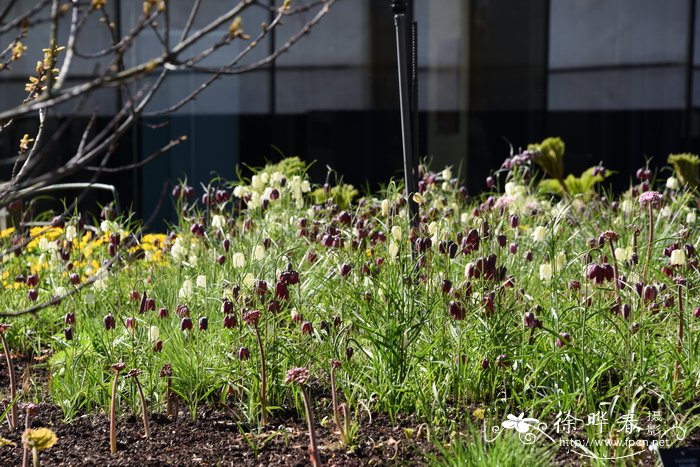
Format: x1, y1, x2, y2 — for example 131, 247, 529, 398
254, 326, 267, 426
674, 283, 684, 391
607, 237, 624, 316
329, 360, 351, 445
109, 363, 125, 454
128, 370, 150, 439
301, 386, 322, 466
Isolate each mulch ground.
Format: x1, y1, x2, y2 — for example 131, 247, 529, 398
1, 354, 698, 465
0, 404, 434, 466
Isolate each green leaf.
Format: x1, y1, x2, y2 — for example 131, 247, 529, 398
529, 137, 565, 180
668, 153, 700, 189
538, 166, 610, 197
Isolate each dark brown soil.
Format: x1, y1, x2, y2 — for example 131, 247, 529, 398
1, 403, 698, 466
1, 353, 698, 465
0, 404, 435, 466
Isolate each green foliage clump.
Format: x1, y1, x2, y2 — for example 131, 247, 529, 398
528, 137, 565, 181
310, 183, 358, 209
668, 153, 700, 189
266, 156, 308, 178
1, 155, 699, 465
538, 167, 611, 198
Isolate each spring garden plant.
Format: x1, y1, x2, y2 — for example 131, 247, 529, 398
0, 146, 698, 463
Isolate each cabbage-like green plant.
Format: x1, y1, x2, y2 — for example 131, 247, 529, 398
528, 137, 566, 191
538, 166, 611, 198
668, 153, 700, 189
310, 183, 358, 209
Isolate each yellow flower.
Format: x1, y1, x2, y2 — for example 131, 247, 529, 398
22, 427, 57, 451
25, 75, 43, 94
19, 134, 34, 152
228, 16, 250, 39
11, 41, 27, 60
0, 435, 15, 447
91, 0, 107, 9
142, 233, 166, 247
412, 192, 425, 205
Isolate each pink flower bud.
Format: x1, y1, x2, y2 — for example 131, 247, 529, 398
301, 321, 313, 335
254, 280, 268, 295
643, 284, 658, 303
275, 282, 289, 301
556, 332, 571, 348
243, 310, 261, 327
339, 263, 352, 277
180, 317, 193, 331
26, 274, 39, 287
448, 301, 465, 320
223, 314, 237, 329
524, 311, 535, 328
27, 288, 38, 302
104, 314, 115, 330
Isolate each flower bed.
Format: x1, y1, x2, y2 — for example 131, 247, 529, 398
0, 149, 698, 465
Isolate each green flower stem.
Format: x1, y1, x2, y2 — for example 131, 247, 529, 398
643, 203, 654, 280
22, 409, 31, 467
109, 370, 119, 454
133, 375, 150, 439
0, 333, 17, 430
254, 326, 267, 426
674, 284, 684, 390
300, 386, 322, 467
607, 238, 623, 312
165, 376, 175, 421
330, 365, 342, 438
330, 364, 351, 445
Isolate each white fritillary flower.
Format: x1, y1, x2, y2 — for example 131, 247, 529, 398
532, 226, 547, 242
231, 252, 246, 268
670, 249, 686, 266
539, 263, 553, 281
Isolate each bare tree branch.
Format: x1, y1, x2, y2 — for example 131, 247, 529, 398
0, 0, 337, 207
84, 135, 186, 173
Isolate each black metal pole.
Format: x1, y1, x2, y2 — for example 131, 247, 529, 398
391, 0, 419, 232
684, 0, 696, 149
410, 20, 419, 172
269, 0, 277, 145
